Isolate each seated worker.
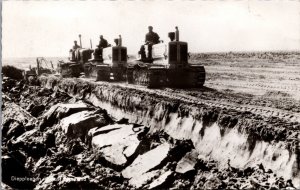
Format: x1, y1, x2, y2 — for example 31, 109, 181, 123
145, 26, 160, 45
70, 41, 81, 61
98, 35, 109, 48
72, 40, 81, 50
139, 26, 160, 60
93, 35, 109, 60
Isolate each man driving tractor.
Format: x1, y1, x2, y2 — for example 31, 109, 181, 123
92, 35, 109, 60
72, 40, 81, 50
98, 35, 109, 48
145, 26, 160, 45
70, 40, 81, 61
139, 26, 160, 60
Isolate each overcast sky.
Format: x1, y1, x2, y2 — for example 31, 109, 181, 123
2, 0, 300, 58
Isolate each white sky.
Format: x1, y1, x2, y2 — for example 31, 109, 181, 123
2, 0, 300, 58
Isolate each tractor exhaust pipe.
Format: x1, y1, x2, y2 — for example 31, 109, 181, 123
79, 34, 82, 48
118, 35, 122, 46
175, 26, 179, 41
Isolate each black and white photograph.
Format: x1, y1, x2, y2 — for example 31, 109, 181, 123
1, 0, 300, 189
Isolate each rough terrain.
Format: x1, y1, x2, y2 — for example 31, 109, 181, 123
2, 52, 300, 189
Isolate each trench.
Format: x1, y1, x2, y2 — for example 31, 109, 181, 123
40, 75, 300, 187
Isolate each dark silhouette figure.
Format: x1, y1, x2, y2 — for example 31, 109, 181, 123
139, 26, 160, 60
72, 41, 80, 50
98, 35, 108, 48
145, 26, 160, 45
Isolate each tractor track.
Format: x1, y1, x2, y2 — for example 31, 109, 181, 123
206, 81, 300, 92
206, 66, 300, 74
107, 82, 300, 124
44, 77, 300, 124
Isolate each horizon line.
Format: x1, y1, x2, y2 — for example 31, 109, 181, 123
2, 49, 300, 59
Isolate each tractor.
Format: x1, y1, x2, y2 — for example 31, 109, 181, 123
84, 35, 128, 81
57, 35, 93, 78
57, 34, 128, 81
126, 27, 205, 88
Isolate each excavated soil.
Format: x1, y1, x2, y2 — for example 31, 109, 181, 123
2, 52, 300, 189
2, 73, 299, 189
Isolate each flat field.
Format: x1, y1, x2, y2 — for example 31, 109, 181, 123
185, 51, 300, 122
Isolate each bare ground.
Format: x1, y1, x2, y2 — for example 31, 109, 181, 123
2, 52, 300, 189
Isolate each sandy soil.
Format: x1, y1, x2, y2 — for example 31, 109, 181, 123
192, 53, 300, 100
189, 53, 300, 118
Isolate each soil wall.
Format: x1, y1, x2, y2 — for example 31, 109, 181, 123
40, 76, 300, 187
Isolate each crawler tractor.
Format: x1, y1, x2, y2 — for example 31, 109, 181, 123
57, 35, 93, 77
84, 36, 128, 81
127, 27, 205, 88
57, 34, 128, 80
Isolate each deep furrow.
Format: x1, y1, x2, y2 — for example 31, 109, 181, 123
106, 82, 300, 123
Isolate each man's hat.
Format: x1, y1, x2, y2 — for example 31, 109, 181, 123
148, 26, 153, 29
74, 40, 77, 43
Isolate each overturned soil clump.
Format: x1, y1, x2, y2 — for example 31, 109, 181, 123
2, 76, 299, 189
